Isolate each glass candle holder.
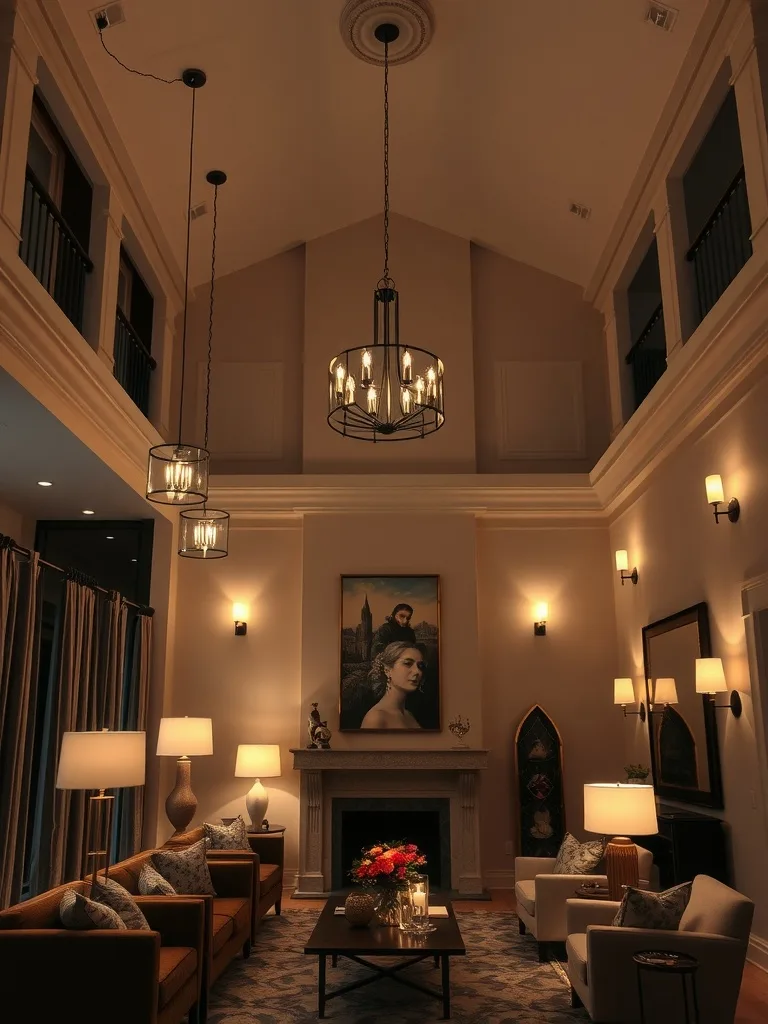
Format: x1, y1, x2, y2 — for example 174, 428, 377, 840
409, 873, 436, 934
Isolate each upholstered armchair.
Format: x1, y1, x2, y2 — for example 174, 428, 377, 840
565, 874, 754, 1023
514, 846, 653, 958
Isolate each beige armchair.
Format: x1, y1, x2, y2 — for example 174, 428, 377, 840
565, 874, 754, 1023
514, 846, 653, 959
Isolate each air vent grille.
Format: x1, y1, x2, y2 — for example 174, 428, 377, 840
190, 202, 208, 222
91, 3, 126, 30
569, 202, 591, 221
646, 3, 677, 32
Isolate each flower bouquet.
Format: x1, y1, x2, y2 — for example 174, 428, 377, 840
350, 840, 427, 925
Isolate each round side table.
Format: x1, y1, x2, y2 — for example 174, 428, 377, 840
246, 824, 286, 835
633, 950, 699, 1024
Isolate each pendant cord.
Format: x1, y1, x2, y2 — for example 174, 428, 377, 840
177, 85, 197, 446
382, 37, 391, 287
204, 182, 218, 452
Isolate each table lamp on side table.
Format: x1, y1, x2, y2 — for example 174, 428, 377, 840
235, 744, 281, 829
56, 729, 146, 886
156, 717, 213, 833
584, 783, 658, 901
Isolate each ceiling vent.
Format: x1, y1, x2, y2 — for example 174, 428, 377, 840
646, 3, 677, 32
190, 202, 208, 222
91, 3, 126, 31
569, 202, 591, 221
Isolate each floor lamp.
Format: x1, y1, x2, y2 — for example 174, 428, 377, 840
156, 717, 213, 834
234, 744, 281, 829
55, 729, 146, 888
584, 783, 658, 901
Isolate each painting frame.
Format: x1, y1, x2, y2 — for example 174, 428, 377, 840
339, 574, 441, 732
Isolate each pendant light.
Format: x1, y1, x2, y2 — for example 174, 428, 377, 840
179, 171, 230, 559
327, 22, 445, 441
146, 69, 210, 504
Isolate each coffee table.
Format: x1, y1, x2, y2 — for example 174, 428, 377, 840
304, 893, 466, 1019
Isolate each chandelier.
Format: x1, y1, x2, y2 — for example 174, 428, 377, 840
327, 22, 445, 441
179, 171, 230, 559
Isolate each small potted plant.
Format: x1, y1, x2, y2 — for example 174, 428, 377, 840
624, 763, 650, 783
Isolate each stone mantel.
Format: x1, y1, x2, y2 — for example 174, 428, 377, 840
290, 748, 489, 771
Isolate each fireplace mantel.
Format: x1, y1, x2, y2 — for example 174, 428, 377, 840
290, 748, 489, 771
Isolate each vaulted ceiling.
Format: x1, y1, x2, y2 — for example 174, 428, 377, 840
55, 0, 708, 288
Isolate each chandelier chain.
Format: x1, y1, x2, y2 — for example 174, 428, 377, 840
382, 37, 391, 287
204, 182, 219, 452
177, 85, 197, 445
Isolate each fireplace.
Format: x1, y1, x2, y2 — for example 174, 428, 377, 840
332, 797, 451, 890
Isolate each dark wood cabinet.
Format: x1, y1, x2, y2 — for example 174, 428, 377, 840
632, 805, 728, 888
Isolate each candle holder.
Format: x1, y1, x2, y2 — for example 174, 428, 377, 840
408, 873, 436, 934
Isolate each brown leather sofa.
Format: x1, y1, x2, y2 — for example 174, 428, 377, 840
0, 879, 205, 1024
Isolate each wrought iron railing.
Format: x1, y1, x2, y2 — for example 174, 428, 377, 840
19, 167, 93, 332
686, 167, 752, 324
114, 309, 156, 416
626, 303, 667, 410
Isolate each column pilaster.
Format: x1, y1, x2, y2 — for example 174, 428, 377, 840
82, 184, 123, 370
652, 178, 697, 362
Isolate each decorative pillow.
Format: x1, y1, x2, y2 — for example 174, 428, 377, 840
150, 838, 216, 896
59, 888, 126, 930
91, 875, 150, 930
203, 816, 250, 850
138, 862, 177, 896
613, 881, 693, 929
552, 832, 605, 875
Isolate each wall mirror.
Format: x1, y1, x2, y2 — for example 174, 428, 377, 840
643, 602, 723, 809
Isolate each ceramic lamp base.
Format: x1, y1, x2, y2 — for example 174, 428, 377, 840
166, 756, 197, 834
245, 778, 268, 829
605, 836, 639, 901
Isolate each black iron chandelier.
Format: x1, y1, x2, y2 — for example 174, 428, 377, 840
327, 22, 445, 441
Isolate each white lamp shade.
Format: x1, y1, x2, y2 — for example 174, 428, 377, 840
705, 474, 725, 504
584, 783, 658, 836
56, 730, 146, 790
695, 657, 727, 693
653, 678, 678, 704
533, 602, 548, 621
232, 603, 248, 621
614, 678, 635, 704
156, 717, 213, 757
235, 744, 281, 778
615, 550, 629, 572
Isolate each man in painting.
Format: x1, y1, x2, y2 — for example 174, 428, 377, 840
370, 603, 417, 658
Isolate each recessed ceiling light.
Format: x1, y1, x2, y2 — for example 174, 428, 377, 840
37, 480, 53, 487
131, 558, 137, 563
82, 509, 95, 515
106, 535, 114, 540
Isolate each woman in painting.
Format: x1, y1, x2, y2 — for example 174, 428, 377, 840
360, 641, 426, 729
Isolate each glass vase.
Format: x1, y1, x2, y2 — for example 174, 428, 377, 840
373, 887, 402, 926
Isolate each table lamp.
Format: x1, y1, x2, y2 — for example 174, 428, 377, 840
234, 744, 281, 829
156, 717, 213, 833
584, 782, 658, 900
56, 729, 146, 885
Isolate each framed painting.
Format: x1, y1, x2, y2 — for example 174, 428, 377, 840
339, 575, 440, 731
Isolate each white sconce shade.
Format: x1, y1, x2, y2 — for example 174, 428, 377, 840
534, 602, 548, 622
56, 730, 146, 790
232, 602, 248, 622
235, 744, 282, 778
653, 678, 678, 705
615, 550, 629, 572
614, 678, 635, 704
705, 475, 725, 504
156, 717, 213, 757
695, 657, 727, 694
584, 783, 658, 836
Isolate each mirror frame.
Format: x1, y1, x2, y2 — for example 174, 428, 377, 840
642, 601, 724, 809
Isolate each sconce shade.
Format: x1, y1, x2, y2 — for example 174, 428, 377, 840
56, 730, 146, 790
615, 550, 629, 572
653, 678, 678, 705
235, 744, 281, 778
695, 657, 727, 693
584, 783, 658, 836
534, 602, 548, 622
156, 717, 213, 757
614, 678, 635, 704
232, 603, 248, 622
705, 475, 725, 504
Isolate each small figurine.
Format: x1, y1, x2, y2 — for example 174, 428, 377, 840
261, 819, 270, 831
448, 714, 471, 747
307, 702, 332, 749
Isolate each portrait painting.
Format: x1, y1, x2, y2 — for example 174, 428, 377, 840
339, 575, 440, 731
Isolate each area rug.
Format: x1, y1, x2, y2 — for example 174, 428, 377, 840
207, 910, 589, 1023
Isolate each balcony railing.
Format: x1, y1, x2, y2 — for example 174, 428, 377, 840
686, 167, 752, 324
626, 303, 667, 411
114, 309, 156, 416
19, 168, 93, 332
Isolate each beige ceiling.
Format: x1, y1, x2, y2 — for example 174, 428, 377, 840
55, 0, 707, 288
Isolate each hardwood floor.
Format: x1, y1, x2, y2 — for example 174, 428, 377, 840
285, 889, 768, 1022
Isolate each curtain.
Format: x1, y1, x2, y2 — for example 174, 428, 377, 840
115, 610, 153, 860
0, 543, 41, 907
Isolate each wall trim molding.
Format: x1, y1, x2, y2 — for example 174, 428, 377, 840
748, 932, 768, 973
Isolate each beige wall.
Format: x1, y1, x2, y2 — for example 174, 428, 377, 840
612, 367, 768, 939
0, 496, 31, 546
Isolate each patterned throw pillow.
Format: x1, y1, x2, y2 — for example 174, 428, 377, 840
59, 888, 126, 930
150, 838, 216, 896
138, 862, 177, 896
91, 876, 150, 930
552, 832, 605, 875
203, 816, 250, 850
613, 881, 693, 929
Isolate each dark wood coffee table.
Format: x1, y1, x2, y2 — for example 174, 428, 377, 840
304, 893, 466, 1019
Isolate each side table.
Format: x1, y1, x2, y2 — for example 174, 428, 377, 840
574, 884, 612, 900
633, 950, 699, 1023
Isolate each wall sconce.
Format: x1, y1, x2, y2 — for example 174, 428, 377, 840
615, 550, 638, 586
233, 602, 248, 637
695, 657, 742, 717
705, 475, 740, 524
649, 677, 678, 712
614, 678, 646, 722
533, 602, 548, 636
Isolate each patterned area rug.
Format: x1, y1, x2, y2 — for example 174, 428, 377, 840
207, 910, 589, 1023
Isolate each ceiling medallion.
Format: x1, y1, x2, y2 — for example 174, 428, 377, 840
339, 0, 435, 66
